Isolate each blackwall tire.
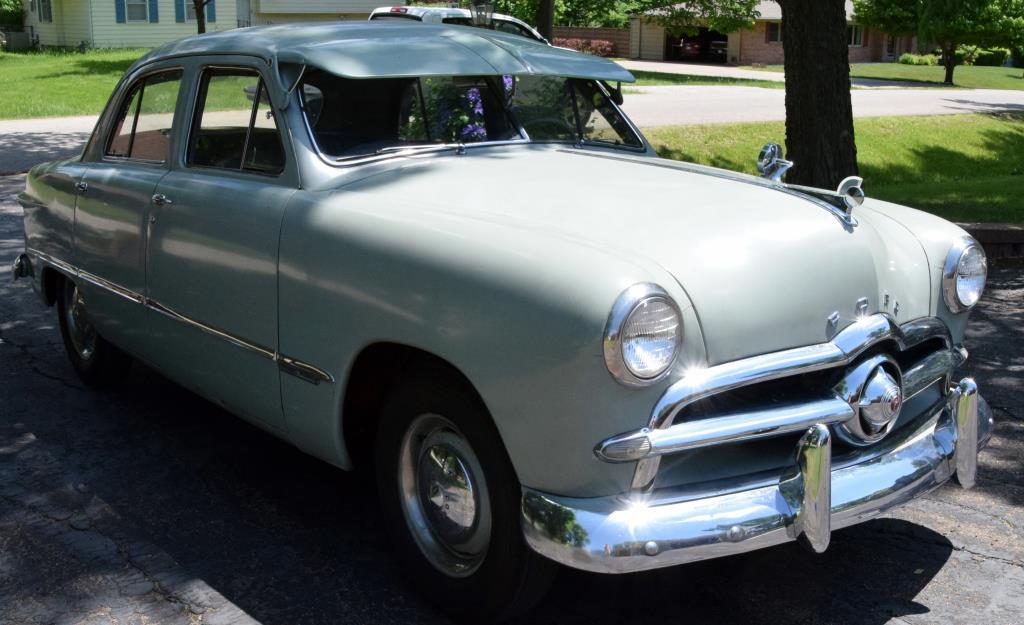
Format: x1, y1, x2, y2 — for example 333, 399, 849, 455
375, 365, 556, 623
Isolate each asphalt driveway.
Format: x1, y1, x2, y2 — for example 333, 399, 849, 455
0, 172, 1022, 625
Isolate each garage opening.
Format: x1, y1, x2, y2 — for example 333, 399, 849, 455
665, 28, 729, 63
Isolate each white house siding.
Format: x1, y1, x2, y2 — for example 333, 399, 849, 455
629, 17, 665, 60
21, 0, 89, 46
256, 0, 383, 14
251, 12, 366, 25
90, 0, 237, 47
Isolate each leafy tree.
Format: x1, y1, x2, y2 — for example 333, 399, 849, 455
854, 0, 1024, 84
779, 0, 859, 188
630, 0, 760, 34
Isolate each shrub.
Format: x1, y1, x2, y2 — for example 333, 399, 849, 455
975, 47, 1011, 67
0, 0, 25, 31
898, 53, 937, 66
552, 37, 615, 57
1013, 48, 1024, 69
954, 45, 980, 66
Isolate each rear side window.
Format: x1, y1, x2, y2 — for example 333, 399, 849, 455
106, 70, 183, 162
188, 69, 285, 175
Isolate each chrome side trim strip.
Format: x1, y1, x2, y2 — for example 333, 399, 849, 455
26, 248, 333, 385
146, 299, 277, 361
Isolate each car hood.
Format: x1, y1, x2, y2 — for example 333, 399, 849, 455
334, 147, 932, 365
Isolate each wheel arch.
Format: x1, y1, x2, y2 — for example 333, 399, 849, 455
340, 341, 501, 473
40, 266, 64, 306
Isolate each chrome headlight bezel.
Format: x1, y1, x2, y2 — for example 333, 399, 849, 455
942, 238, 987, 313
603, 283, 683, 388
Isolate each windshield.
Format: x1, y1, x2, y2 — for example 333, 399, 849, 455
299, 71, 644, 161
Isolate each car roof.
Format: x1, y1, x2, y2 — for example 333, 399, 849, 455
369, 5, 543, 36
132, 21, 632, 83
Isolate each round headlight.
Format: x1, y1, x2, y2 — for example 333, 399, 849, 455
604, 284, 682, 387
943, 240, 987, 313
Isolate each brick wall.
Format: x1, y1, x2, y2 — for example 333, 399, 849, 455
741, 24, 893, 65
848, 28, 887, 63
553, 26, 630, 57
739, 22, 785, 65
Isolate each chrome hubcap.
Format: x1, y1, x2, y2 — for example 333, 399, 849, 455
398, 414, 491, 577
64, 283, 97, 360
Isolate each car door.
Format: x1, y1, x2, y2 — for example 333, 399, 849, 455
74, 67, 184, 356
144, 61, 295, 432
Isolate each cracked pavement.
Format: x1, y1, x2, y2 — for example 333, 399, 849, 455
1, 172, 1022, 624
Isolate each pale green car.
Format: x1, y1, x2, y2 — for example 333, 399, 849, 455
14, 22, 992, 622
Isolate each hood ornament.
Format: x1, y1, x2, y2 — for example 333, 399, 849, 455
756, 143, 866, 228
756, 142, 793, 182
837, 176, 865, 214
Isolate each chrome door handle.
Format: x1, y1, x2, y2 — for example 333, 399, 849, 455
75, 181, 88, 192
151, 193, 172, 206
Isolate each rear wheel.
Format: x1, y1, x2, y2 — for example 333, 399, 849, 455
375, 367, 556, 623
56, 278, 131, 387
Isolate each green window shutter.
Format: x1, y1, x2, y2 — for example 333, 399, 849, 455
149, 0, 159, 23
175, 0, 185, 23
206, 0, 216, 23
115, 0, 126, 23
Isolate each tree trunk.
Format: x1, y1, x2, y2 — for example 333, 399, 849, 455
942, 43, 956, 84
535, 0, 554, 42
195, 1, 207, 35
779, 0, 858, 189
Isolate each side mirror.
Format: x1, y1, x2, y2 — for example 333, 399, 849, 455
757, 142, 793, 182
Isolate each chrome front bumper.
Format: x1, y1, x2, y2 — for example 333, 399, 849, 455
521, 380, 992, 574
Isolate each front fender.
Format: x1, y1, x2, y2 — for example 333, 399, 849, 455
277, 189, 705, 498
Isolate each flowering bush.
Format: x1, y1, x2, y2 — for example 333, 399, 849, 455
552, 38, 615, 57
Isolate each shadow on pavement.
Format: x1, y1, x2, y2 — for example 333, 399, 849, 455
0, 132, 89, 174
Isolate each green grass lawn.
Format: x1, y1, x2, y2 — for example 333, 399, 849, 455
645, 113, 1024, 223
631, 69, 783, 89
0, 48, 146, 119
744, 63, 1024, 90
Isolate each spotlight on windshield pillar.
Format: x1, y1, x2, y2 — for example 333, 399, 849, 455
469, 2, 494, 27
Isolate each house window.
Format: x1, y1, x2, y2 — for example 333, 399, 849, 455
126, 0, 148, 22
766, 22, 782, 44
848, 25, 864, 47
186, 3, 198, 21
38, 0, 53, 23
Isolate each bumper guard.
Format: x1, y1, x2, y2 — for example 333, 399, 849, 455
521, 378, 991, 574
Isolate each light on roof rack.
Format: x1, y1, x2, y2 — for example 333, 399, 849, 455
469, 2, 493, 27
390, 6, 407, 12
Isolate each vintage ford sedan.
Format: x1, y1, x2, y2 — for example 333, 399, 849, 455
14, 22, 992, 622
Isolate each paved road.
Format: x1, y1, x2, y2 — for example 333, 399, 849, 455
5, 85, 1024, 173
0, 173, 1022, 624
617, 59, 949, 88
622, 85, 1024, 127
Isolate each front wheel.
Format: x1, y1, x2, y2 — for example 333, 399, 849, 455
375, 367, 556, 623
56, 278, 131, 387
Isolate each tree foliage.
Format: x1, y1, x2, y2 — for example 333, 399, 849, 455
493, 0, 760, 30
853, 0, 1024, 83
